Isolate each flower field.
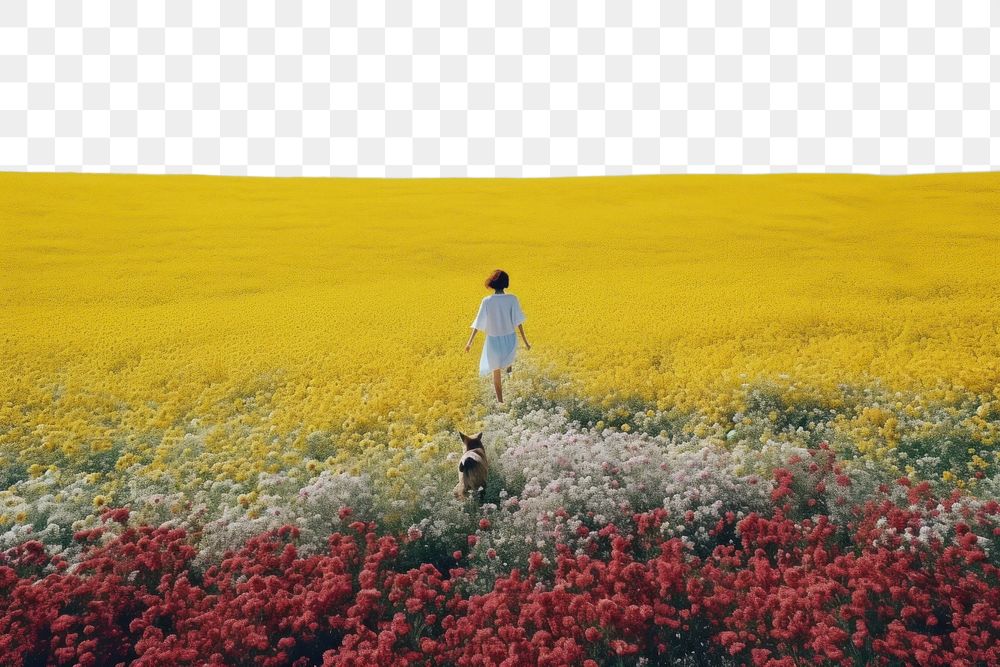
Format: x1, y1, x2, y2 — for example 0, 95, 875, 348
2, 171, 999, 665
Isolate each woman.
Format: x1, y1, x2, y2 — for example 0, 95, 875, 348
465, 269, 531, 403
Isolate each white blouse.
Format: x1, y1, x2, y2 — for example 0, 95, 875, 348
470, 293, 526, 336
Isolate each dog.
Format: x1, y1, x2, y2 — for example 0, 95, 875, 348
454, 431, 488, 502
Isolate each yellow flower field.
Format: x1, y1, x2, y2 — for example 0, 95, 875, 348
2, 171, 1000, 507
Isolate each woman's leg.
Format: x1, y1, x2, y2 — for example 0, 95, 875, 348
492, 369, 503, 403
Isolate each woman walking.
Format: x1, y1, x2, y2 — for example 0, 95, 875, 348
465, 269, 530, 403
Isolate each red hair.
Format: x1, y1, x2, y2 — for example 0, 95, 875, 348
485, 269, 509, 290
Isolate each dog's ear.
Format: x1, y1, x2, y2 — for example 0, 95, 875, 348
459, 431, 470, 444
473, 432, 483, 441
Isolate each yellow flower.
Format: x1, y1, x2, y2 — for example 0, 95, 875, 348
2, 172, 998, 496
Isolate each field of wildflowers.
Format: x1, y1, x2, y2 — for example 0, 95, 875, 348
2, 171, 999, 664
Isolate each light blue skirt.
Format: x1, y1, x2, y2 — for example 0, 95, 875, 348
479, 333, 517, 376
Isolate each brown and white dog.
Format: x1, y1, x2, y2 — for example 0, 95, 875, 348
454, 431, 488, 502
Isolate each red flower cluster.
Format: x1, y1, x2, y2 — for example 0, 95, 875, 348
702, 509, 999, 665
1, 482, 997, 665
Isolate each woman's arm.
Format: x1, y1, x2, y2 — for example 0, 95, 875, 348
518, 324, 530, 350
467, 299, 487, 351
